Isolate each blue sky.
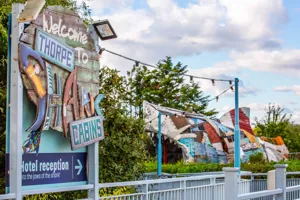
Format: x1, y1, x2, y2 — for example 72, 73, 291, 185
82, 0, 300, 123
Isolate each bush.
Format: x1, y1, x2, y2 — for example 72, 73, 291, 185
248, 152, 266, 164
145, 159, 300, 174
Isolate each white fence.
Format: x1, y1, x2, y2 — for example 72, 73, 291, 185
98, 174, 250, 200
2, 165, 300, 200
0, 173, 251, 200
224, 164, 300, 200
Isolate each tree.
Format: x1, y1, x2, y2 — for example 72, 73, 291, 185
98, 66, 150, 182
254, 103, 300, 152
254, 103, 292, 138
127, 57, 217, 118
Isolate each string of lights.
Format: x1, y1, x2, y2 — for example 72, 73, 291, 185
100, 47, 235, 103
100, 48, 234, 83
208, 85, 234, 102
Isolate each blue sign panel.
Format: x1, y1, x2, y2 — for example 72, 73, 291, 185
35, 29, 75, 72
6, 153, 87, 186
6, 92, 88, 191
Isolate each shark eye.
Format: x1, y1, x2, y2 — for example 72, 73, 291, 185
34, 64, 41, 74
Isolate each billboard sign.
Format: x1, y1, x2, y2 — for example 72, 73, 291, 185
6, 5, 104, 191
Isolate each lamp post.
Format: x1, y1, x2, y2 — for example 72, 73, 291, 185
88, 19, 117, 199
234, 78, 240, 170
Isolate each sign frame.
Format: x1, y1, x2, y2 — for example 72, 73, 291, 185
6, 4, 100, 199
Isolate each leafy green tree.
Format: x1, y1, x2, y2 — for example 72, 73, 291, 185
285, 124, 300, 152
127, 57, 217, 117
98, 66, 150, 182
254, 103, 300, 152
254, 103, 292, 138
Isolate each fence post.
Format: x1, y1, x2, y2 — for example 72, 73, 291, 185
275, 164, 287, 200
223, 167, 239, 200
250, 174, 254, 192
211, 177, 216, 200
183, 180, 187, 200
145, 183, 149, 200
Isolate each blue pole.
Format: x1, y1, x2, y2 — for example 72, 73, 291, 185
234, 78, 240, 170
157, 112, 162, 176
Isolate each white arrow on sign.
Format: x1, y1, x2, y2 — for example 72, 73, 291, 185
75, 159, 82, 175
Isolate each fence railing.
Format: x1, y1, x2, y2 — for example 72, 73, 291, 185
0, 173, 250, 200
98, 174, 251, 200
3, 166, 300, 200
224, 164, 300, 200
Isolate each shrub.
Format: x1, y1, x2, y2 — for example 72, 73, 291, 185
248, 152, 266, 164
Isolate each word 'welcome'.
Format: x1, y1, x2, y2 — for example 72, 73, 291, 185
43, 14, 88, 45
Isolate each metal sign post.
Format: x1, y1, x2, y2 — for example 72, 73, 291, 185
234, 78, 241, 170
9, 4, 24, 200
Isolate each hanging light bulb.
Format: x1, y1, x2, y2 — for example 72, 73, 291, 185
216, 96, 219, 102
99, 47, 105, 55
229, 80, 234, 91
212, 79, 215, 86
190, 76, 193, 82
182, 112, 186, 117
135, 61, 139, 67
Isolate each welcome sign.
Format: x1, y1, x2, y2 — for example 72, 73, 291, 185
6, 5, 104, 190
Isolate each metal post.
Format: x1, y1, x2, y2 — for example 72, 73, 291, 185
87, 24, 100, 200
183, 180, 187, 200
88, 142, 99, 199
223, 167, 239, 200
250, 175, 254, 192
157, 112, 162, 176
211, 177, 216, 200
275, 164, 287, 200
9, 3, 24, 199
5, 11, 12, 196
145, 183, 149, 200
234, 78, 240, 170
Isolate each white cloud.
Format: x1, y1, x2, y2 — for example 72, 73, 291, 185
186, 66, 259, 98
85, 0, 288, 72
78, 0, 134, 15
274, 85, 300, 95
229, 50, 300, 76
291, 112, 300, 124
246, 103, 268, 111
289, 101, 299, 105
